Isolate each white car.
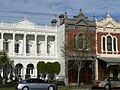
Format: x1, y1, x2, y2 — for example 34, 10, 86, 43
93, 77, 120, 89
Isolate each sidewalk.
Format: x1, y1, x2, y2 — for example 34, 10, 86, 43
70, 89, 91, 90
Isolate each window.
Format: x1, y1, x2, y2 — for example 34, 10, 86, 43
113, 37, 116, 51
102, 35, 118, 53
15, 43, 19, 53
85, 35, 90, 49
3, 40, 9, 52
107, 36, 112, 51
74, 35, 77, 47
103, 37, 106, 51
78, 34, 83, 49
26, 43, 30, 53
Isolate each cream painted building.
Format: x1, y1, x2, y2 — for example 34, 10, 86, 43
95, 11, 120, 80
0, 18, 65, 80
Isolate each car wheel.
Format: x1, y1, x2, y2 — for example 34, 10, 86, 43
22, 86, 29, 90
104, 84, 110, 90
48, 86, 54, 90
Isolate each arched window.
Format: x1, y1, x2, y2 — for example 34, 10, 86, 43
113, 37, 116, 51
107, 36, 112, 51
26, 64, 34, 75
15, 63, 23, 75
85, 35, 90, 49
73, 35, 77, 47
102, 37, 106, 51
78, 34, 83, 49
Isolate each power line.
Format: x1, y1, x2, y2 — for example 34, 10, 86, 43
0, 10, 62, 21
0, 15, 57, 21
0, 9, 60, 16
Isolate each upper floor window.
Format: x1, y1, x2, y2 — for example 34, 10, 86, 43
73, 34, 90, 50
107, 36, 112, 51
74, 35, 78, 48
102, 35, 117, 53
3, 40, 9, 52
78, 34, 83, 49
85, 35, 90, 50
103, 37, 105, 51
15, 43, 19, 53
113, 37, 117, 51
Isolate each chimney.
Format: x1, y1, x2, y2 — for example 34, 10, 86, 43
51, 19, 57, 27
59, 14, 65, 25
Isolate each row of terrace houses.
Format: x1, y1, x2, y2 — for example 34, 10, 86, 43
0, 9, 120, 85
59, 9, 120, 84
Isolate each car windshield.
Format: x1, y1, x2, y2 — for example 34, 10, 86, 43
106, 77, 119, 81
19, 80, 26, 83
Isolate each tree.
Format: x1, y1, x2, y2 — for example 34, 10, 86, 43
46, 62, 61, 80
0, 51, 10, 81
52, 62, 61, 75
46, 62, 53, 80
37, 61, 61, 80
52, 62, 61, 80
37, 61, 46, 79
62, 30, 96, 87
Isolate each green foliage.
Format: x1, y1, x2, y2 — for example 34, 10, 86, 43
52, 62, 61, 75
0, 51, 10, 65
46, 62, 53, 74
37, 61, 61, 80
37, 61, 46, 75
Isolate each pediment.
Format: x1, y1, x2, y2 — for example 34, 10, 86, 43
77, 20, 88, 26
104, 22, 115, 28
16, 19, 36, 29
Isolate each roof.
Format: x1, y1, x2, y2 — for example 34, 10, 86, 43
98, 57, 120, 63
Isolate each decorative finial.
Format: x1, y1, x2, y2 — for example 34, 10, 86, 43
93, 14, 97, 21
106, 10, 110, 17
79, 8, 82, 14
65, 12, 67, 15
24, 16, 27, 20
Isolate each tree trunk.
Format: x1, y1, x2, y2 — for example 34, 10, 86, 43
77, 67, 81, 87
65, 60, 68, 86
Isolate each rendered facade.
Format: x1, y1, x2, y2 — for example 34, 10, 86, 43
0, 18, 65, 80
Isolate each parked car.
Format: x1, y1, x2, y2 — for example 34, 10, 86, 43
15, 78, 58, 90
93, 77, 120, 89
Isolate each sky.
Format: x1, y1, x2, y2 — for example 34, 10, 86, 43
0, 0, 119, 26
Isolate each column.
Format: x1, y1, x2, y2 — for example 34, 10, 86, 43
95, 59, 98, 80
55, 35, 58, 56
105, 37, 107, 54
34, 67, 37, 78
24, 34, 26, 56
112, 37, 114, 54
23, 67, 26, 79
12, 33, 15, 56
35, 34, 37, 56
0, 32, 3, 51
45, 35, 47, 56
116, 38, 118, 54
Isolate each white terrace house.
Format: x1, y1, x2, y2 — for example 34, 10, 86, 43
0, 18, 65, 80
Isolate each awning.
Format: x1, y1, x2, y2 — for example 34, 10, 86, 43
97, 57, 120, 63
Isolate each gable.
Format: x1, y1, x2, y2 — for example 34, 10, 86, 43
16, 19, 36, 29
104, 22, 115, 28
77, 20, 88, 26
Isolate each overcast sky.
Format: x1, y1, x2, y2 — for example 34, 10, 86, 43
0, 0, 119, 25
